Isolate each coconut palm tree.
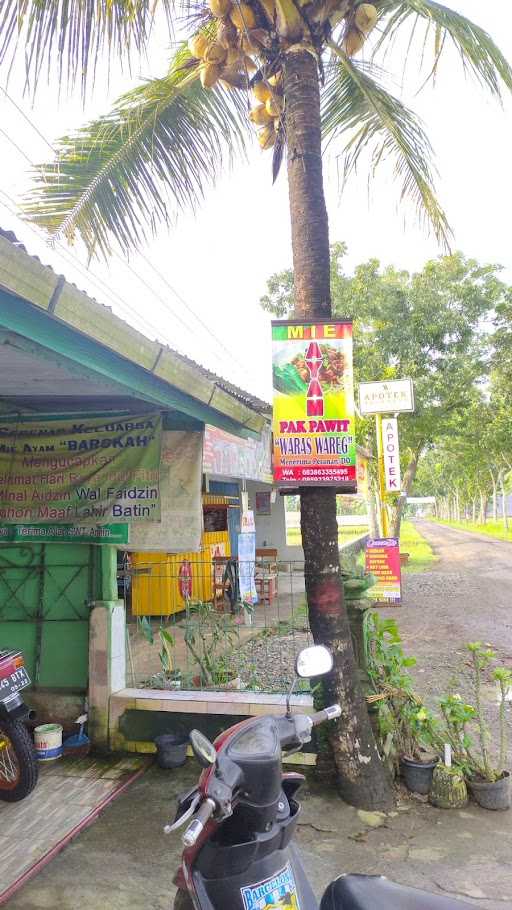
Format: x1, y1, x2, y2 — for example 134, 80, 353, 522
1, 0, 510, 810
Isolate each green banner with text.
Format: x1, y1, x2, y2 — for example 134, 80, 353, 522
0, 524, 129, 544
0, 414, 162, 524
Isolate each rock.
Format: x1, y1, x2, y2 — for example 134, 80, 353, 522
356, 810, 387, 828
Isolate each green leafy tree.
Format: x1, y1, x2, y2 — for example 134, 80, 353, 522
2, 0, 511, 810
413, 393, 512, 527
262, 247, 508, 533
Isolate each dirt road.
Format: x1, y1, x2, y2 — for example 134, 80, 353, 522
381, 520, 512, 710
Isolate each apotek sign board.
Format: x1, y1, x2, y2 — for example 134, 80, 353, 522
359, 379, 414, 415
382, 418, 401, 493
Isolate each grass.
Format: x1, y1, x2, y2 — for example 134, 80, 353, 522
435, 518, 512, 543
286, 524, 368, 547
400, 520, 437, 573
285, 519, 435, 574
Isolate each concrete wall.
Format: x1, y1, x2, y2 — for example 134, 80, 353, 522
246, 481, 304, 563
246, 482, 368, 563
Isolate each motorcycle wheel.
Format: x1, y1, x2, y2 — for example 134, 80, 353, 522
173, 890, 194, 910
0, 719, 39, 802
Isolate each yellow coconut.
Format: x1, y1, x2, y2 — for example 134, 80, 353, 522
188, 33, 209, 58
204, 40, 228, 63
258, 125, 276, 149
208, 0, 232, 17
253, 81, 272, 103
354, 2, 378, 34
265, 95, 282, 117
200, 62, 222, 88
249, 103, 273, 125
230, 3, 257, 30
344, 28, 365, 55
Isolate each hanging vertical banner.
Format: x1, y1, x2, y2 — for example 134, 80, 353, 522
238, 531, 257, 604
271, 320, 356, 489
382, 418, 401, 493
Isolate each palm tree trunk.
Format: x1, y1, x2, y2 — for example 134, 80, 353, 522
284, 49, 393, 810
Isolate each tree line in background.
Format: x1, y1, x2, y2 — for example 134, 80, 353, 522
262, 243, 512, 534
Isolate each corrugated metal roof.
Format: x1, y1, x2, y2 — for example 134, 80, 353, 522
0, 226, 271, 418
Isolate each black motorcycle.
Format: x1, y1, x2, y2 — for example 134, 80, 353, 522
0, 649, 38, 801
167, 645, 472, 910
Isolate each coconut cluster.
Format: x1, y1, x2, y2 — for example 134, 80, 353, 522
343, 3, 378, 55
188, 0, 284, 149
188, 1, 378, 151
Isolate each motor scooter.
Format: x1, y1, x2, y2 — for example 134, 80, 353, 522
168, 645, 473, 910
0, 649, 38, 801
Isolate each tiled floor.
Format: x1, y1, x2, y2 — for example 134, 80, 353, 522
0, 753, 149, 906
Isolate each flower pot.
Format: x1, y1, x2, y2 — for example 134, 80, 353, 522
429, 763, 468, 809
154, 732, 188, 769
401, 756, 438, 795
469, 771, 511, 810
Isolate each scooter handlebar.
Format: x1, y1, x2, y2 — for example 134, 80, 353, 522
182, 798, 216, 848
310, 704, 341, 725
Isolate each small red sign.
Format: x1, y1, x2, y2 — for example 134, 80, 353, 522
178, 559, 193, 600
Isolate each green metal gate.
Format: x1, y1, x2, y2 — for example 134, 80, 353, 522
0, 543, 96, 691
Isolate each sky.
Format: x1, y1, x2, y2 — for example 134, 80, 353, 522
0, 1, 511, 403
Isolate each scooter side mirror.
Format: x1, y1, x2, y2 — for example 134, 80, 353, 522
190, 729, 217, 768
295, 645, 333, 679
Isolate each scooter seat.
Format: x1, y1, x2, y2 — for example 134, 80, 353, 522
320, 875, 474, 910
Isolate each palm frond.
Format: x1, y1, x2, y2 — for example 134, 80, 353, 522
0, 0, 175, 95
376, 0, 512, 98
22, 46, 250, 259
321, 54, 450, 248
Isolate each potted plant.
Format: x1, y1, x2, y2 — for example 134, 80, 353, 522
183, 600, 243, 689
137, 618, 182, 689
397, 701, 439, 795
463, 643, 511, 810
435, 646, 512, 810
363, 610, 439, 791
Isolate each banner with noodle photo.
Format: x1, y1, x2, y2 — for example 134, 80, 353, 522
271, 320, 356, 489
